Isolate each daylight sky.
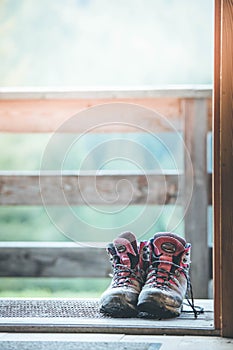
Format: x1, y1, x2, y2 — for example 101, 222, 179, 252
0, 0, 213, 86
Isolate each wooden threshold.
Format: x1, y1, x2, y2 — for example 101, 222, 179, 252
0, 298, 218, 336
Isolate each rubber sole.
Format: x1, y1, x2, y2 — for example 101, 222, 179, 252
100, 297, 138, 318
137, 300, 181, 319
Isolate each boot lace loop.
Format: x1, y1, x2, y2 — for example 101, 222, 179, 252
112, 264, 143, 287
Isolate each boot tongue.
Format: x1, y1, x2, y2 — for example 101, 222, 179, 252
150, 232, 187, 285
152, 232, 186, 257
113, 231, 138, 268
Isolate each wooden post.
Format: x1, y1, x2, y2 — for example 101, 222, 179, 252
184, 98, 209, 298
213, 0, 221, 333
214, 0, 233, 338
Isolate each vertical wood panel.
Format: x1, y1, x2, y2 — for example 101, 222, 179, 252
216, 0, 233, 338
213, 0, 222, 332
184, 99, 209, 298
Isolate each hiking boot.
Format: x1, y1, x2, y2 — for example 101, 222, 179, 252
99, 231, 143, 317
137, 232, 191, 318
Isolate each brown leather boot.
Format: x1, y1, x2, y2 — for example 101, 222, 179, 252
138, 232, 191, 318
99, 231, 143, 317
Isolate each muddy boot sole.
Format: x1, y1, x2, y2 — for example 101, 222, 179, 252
100, 296, 138, 318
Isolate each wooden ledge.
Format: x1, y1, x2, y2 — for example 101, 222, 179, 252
0, 298, 217, 336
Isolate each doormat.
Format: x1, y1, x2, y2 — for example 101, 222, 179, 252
0, 341, 161, 350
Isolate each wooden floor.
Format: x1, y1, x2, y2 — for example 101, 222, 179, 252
0, 298, 216, 336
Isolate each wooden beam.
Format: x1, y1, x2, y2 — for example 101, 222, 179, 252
214, 0, 233, 338
0, 98, 183, 133
213, 0, 222, 333
0, 88, 212, 133
0, 86, 212, 99
0, 242, 111, 278
184, 98, 209, 298
0, 242, 213, 280
0, 171, 181, 205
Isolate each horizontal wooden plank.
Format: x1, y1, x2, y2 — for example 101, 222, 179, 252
0, 171, 212, 205
0, 85, 212, 99
0, 242, 111, 277
0, 171, 182, 205
0, 98, 184, 133
0, 322, 217, 336
0, 87, 212, 133
0, 242, 213, 278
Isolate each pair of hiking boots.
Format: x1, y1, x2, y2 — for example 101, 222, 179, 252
100, 231, 193, 318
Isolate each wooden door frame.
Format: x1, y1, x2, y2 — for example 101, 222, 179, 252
214, 0, 233, 338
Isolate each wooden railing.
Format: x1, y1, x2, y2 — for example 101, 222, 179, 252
0, 86, 212, 298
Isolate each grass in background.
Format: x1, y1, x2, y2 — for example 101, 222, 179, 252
0, 278, 110, 298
